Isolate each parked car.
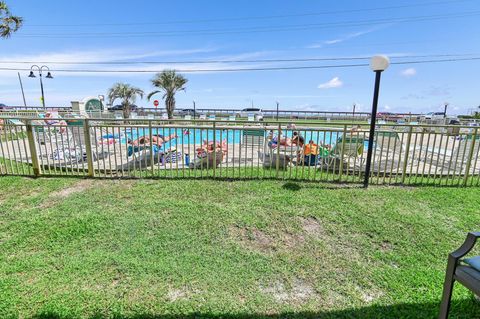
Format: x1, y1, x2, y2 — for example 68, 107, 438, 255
420, 112, 446, 121
177, 108, 198, 117
236, 108, 263, 119
377, 112, 404, 122
108, 104, 138, 111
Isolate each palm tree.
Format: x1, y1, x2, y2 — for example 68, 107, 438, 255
147, 70, 188, 119
107, 83, 144, 120
0, 1, 23, 38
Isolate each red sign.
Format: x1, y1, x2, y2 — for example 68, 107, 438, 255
153, 100, 159, 107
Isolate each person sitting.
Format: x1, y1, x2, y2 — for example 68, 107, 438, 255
299, 139, 319, 166
130, 133, 177, 147
292, 132, 306, 146
271, 129, 293, 147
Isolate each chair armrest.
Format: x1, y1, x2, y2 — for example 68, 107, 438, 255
450, 232, 480, 260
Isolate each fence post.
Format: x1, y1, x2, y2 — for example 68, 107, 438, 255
401, 126, 413, 184
25, 120, 41, 177
149, 120, 154, 177
212, 121, 216, 178
276, 123, 281, 178
338, 125, 347, 181
463, 128, 477, 186
83, 119, 95, 177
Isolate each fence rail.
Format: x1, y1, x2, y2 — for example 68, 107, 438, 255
1, 116, 479, 186
2, 106, 424, 121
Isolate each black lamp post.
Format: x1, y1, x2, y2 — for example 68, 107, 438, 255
276, 101, 279, 121
29, 65, 53, 108
193, 100, 196, 119
364, 55, 390, 188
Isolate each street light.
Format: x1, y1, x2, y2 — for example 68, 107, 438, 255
276, 101, 279, 120
98, 95, 105, 111
28, 65, 53, 108
364, 55, 389, 188
193, 100, 196, 119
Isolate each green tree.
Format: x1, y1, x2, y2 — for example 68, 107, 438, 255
107, 83, 144, 120
0, 1, 23, 38
147, 70, 188, 119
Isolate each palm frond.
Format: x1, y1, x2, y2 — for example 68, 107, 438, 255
147, 90, 161, 101
0, 2, 22, 39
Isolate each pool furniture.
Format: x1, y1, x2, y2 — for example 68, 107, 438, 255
242, 129, 265, 145
439, 232, 480, 319
189, 150, 223, 169
318, 134, 365, 171
5, 118, 24, 126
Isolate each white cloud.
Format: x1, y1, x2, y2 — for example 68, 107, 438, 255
307, 24, 392, 49
318, 77, 343, 89
0, 48, 278, 78
401, 68, 417, 77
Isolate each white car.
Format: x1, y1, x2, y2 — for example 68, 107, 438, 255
421, 112, 446, 121
236, 108, 263, 119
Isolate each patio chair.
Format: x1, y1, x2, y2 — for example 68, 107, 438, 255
439, 231, 480, 319
424, 135, 480, 175
319, 133, 364, 170
261, 134, 295, 169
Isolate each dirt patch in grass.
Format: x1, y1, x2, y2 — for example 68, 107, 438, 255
230, 226, 276, 253
260, 278, 317, 303
300, 216, 325, 238
49, 179, 94, 198
167, 287, 199, 302
39, 179, 96, 209
231, 218, 330, 253
379, 240, 394, 252
231, 225, 311, 252
358, 286, 384, 303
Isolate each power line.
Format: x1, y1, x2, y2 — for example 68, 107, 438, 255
25, 0, 470, 27
0, 54, 477, 65
0, 57, 479, 73
16, 11, 480, 38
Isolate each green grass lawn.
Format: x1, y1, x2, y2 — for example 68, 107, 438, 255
1, 177, 479, 319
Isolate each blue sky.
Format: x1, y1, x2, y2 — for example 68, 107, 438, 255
0, 0, 479, 114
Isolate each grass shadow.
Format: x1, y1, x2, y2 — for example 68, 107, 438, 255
29, 299, 480, 319
282, 182, 302, 191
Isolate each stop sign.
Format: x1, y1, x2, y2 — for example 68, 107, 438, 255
153, 100, 159, 107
